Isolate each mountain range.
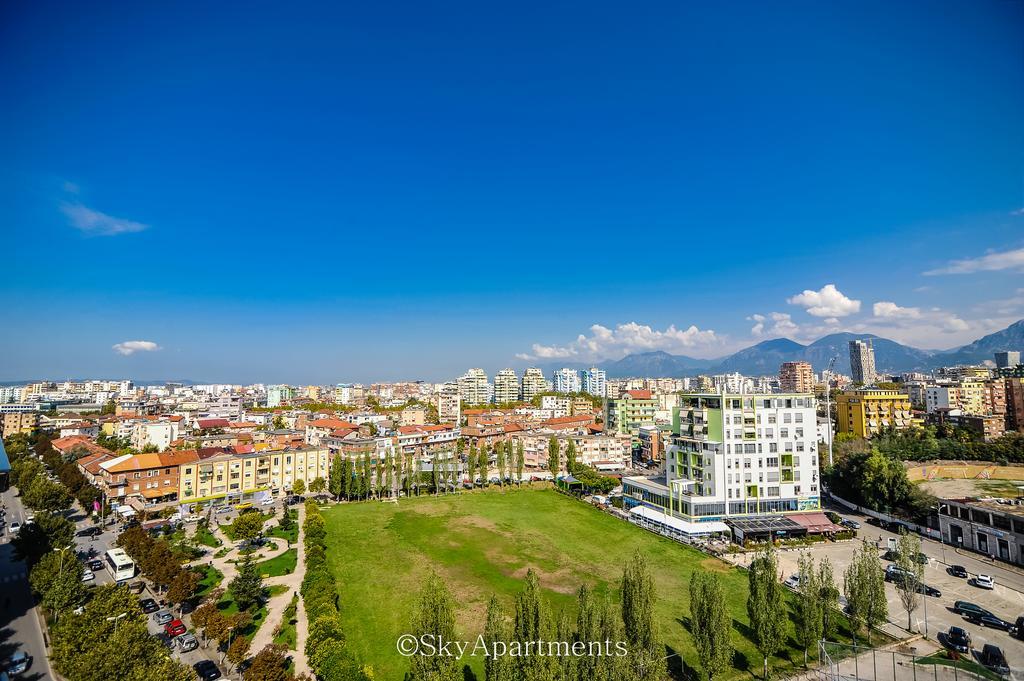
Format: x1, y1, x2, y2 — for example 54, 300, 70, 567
532, 319, 1024, 378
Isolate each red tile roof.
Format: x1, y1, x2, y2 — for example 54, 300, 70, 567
625, 390, 653, 399
309, 418, 359, 430
197, 418, 230, 429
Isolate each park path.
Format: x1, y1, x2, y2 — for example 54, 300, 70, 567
185, 515, 292, 583
245, 503, 311, 677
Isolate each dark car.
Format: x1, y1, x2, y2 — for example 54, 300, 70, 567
978, 644, 1010, 675
943, 626, 971, 654
139, 598, 159, 613
948, 565, 968, 578
967, 612, 1016, 633
77, 526, 102, 537
953, 600, 993, 619
88, 559, 103, 572
916, 583, 941, 598
193, 660, 222, 681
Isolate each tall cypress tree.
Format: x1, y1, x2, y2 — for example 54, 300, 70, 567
690, 571, 732, 681
496, 440, 507, 488
622, 549, 664, 680
483, 595, 511, 681
467, 445, 477, 487
513, 569, 545, 681
408, 573, 460, 681
565, 439, 577, 472
478, 445, 489, 486
547, 437, 560, 479
794, 553, 823, 667
819, 557, 840, 643
329, 454, 344, 499
747, 544, 787, 679
515, 440, 525, 487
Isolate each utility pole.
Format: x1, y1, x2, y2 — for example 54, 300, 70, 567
825, 356, 837, 467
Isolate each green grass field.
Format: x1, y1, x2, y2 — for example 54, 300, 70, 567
257, 547, 297, 577
322, 487, 857, 680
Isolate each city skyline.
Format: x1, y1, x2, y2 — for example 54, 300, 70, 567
2, 1, 1022, 383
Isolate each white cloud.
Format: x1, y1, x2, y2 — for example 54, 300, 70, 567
787, 284, 861, 317
62, 202, 149, 236
873, 301, 922, 319
516, 322, 719, 361
924, 247, 1024, 275
112, 340, 161, 356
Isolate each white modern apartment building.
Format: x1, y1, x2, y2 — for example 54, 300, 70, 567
458, 368, 491, 405
521, 368, 549, 401
552, 368, 581, 394
581, 367, 606, 398
436, 382, 461, 423
132, 421, 180, 452
493, 369, 521, 404
624, 391, 821, 536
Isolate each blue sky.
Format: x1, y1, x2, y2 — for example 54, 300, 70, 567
1, 0, 1022, 383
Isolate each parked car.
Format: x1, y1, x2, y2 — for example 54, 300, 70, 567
128, 581, 146, 594
784, 574, 802, 589
139, 598, 159, 614
9, 521, 20, 534
260, 497, 276, 506
973, 574, 996, 589
943, 626, 971, 654
164, 619, 187, 638
967, 612, 1016, 633
184, 514, 202, 523
88, 559, 103, 572
215, 506, 233, 514
917, 583, 941, 598
176, 633, 198, 652
5, 650, 31, 675
947, 565, 968, 578
953, 601, 993, 619
193, 660, 222, 681
840, 518, 861, 530
153, 609, 173, 625
234, 502, 253, 511
77, 526, 102, 537
884, 565, 913, 582
978, 644, 1010, 675
81, 569, 95, 582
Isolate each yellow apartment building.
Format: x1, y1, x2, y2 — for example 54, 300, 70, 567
836, 388, 916, 438
178, 446, 329, 503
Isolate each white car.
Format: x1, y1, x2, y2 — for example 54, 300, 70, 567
25, 514, 35, 524
9, 521, 21, 534
784, 574, 802, 589
260, 497, 275, 506
81, 569, 95, 582
184, 514, 202, 523
167, 513, 182, 523
973, 574, 995, 589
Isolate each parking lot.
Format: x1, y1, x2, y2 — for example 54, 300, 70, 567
764, 505, 1024, 679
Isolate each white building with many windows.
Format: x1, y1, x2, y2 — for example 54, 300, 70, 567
493, 369, 521, 404
581, 367, 606, 398
552, 368, 581, 394
623, 391, 822, 538
458, 368, 491, 405
521, 368, 549, 401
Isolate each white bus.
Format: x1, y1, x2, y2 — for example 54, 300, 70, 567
104, 548, 136, 582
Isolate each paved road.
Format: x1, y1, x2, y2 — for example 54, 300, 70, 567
778, 504, 1024, 680
0, 485, 55, 681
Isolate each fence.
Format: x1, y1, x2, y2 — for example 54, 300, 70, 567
827, 491, 942, 542
815, 641, 993, 681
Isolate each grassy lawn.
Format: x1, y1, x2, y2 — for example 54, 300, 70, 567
194, 523, 222, 548
193, 564, 224, 599
266, 510, 299, 544
257, 547, 298, 577
322, 488, 861, 681
273, 593, 300, 650
266, 584, 290, 597
216, 593, 269, 638
915, 650, 1004, 681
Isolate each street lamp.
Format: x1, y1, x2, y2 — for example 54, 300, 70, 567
106, 612, 128, 633
53, 544, 73, 577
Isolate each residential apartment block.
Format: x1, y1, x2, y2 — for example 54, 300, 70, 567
178, 446, 330, 504
848, 339, 877, 385
552, 368, 581, 394
779, 362, 814, 394
521, 367, 549, 402
623, 392, 822, 537
581, 367, 606, 398
1, 412, 39, 438
836, 388, 914, 438
493, 369, 521, 404
604, 390, 657, 440
458, 368, 491, 405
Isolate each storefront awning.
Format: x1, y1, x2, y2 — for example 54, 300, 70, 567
629, 505, 730, 536
786, 512, 844, 534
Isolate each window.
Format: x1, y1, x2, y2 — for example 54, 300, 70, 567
783, 413, 792, 423
769, 443, 778, 453
795, 413, 803, 423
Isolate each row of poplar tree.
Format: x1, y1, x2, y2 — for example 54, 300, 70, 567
404, 541, 893, 681
324, 437, 586, 501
